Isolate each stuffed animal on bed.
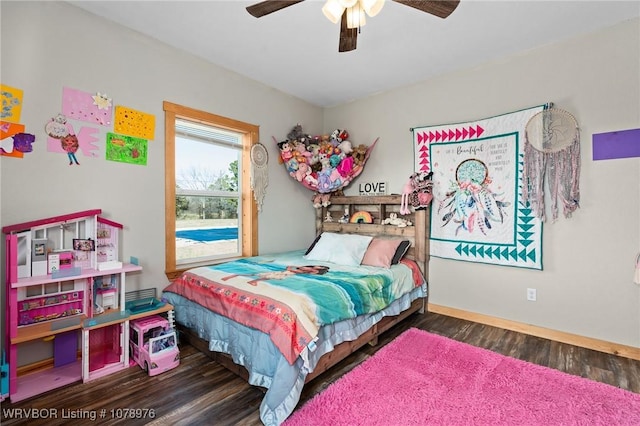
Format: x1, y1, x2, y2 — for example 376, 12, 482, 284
383, 213, 412, 227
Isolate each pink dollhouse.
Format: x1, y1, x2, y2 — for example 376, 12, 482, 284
2, 209, 148, 402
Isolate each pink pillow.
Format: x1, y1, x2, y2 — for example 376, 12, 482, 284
361, 238, 403, 268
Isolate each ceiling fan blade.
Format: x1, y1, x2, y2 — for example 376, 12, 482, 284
338, 12, 357, 52
246, 0, 305, 18
393, 0, 460, 19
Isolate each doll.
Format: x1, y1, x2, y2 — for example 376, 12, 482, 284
278, 140, 293, 163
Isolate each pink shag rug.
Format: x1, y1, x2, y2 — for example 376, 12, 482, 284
284, 328, 640, 426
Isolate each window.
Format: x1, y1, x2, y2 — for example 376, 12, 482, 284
174, 120, 242, 261
164, 102, 259, 280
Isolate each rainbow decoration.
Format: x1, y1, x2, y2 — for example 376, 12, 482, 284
349, 211, 373, 224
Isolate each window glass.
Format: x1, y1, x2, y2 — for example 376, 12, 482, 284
163, 102, 259, 279
175, 120, 242, 263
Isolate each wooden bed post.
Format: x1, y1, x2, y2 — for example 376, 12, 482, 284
413, 207, 429, 283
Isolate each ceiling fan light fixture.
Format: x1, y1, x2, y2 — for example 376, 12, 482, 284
361, 0, 385, 17
346, 3, 366, 29
246, 0, 460, 52
322, 0, 345, 24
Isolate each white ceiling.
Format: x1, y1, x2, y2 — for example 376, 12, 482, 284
67, 0, 639, 108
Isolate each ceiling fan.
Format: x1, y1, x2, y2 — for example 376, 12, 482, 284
246, 0, 460, 52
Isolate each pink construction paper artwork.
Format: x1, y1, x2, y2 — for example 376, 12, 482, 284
62, 87, 112, 126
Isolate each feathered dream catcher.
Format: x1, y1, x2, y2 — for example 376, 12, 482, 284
523, 106, 580, 221
250, 142, 269, 212
278, 124, 376, 208
438, 159, 510, 236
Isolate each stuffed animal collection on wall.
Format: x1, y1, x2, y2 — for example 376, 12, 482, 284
278, 124, 376, 208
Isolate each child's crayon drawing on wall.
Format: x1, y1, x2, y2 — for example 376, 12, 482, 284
45, 115, 102, 162
113, 106, 155, 140
1, 84, 23, 123
106, 132, 148, 165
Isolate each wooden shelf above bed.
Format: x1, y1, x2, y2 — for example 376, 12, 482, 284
316, 194, 430, 280
320, 195, 419, 225
325, 195, 402, 224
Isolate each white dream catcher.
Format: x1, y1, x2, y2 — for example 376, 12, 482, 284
250, 142, 269, 212
523, 106, 580, 221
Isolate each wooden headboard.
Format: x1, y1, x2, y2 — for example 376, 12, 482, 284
317, 195, 430, 279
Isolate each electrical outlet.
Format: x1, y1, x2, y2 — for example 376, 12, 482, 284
527, 288, 537, 301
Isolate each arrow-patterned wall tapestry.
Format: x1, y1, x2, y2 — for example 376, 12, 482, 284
412, 105, 544, 270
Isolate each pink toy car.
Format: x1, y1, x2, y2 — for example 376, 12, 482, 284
129, 315, 179, 376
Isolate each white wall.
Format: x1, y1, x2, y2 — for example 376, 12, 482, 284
325, 18, 640, 347
0, 1, 320, 298
1, 2, 638, 352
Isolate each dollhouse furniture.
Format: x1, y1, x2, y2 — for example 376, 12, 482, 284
97, 287, 118, 310
96, 217, 124, 271
3, 209, 173, 402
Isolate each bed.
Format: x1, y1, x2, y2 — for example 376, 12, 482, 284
162, 195, 430, 425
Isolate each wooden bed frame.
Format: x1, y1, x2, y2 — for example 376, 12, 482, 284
179, 194, 430, 384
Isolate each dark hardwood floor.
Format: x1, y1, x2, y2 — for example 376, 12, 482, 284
2, 311, 639, 425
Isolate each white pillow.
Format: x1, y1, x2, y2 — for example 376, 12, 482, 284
304, 232, 373, 266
